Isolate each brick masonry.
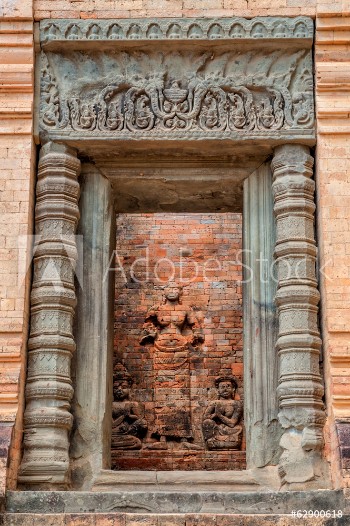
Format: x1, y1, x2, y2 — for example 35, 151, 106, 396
0, 0, 35, 501
32, 0, 317, 21
315, 15, 350, 488
113, 213, 244, 470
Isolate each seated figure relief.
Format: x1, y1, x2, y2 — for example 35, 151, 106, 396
202, 376, 243, 450
111, 363, 148, 450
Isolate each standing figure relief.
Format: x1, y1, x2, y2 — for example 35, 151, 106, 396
140, 283, 205, 351
140, 282, 204, 449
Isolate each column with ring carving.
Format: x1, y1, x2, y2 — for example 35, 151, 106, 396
271, 144, 328, 488
19, 142, 80, 487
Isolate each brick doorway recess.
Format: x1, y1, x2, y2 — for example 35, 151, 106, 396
112, 212, 245, 471
65, 160, 281, 491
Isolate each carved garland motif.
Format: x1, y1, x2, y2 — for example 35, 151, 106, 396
40, 55, 314, 136
40, 17, 313, 43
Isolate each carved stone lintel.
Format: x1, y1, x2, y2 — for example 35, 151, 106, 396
18, 142, 80, 488
39, 44, 314, 143
271, 144, 328, 488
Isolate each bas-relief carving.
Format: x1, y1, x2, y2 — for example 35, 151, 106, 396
202, 376, 243, 451
112, 364, 147, 450
39, 47, 314, 141
271, 145, 328, 488
113, 284, 244, 456
40, 17, 313, 44
140, 283, 204, 449
19, 143, 80, 487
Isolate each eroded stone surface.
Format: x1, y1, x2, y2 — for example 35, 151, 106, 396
18, 142, 81, 488
271, 145, 328, 489
3, 513, 350, 526
39, 46, 314, 144
40, 17, 314, 46
5, 489, 347, 515
70, 163, 115, 490
243, 164, 280, 469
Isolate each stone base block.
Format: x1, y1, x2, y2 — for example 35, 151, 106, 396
6, 489, 346, 515
2, 513, 350, 526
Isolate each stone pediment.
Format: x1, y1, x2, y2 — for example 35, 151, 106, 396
38, 17, 315, 150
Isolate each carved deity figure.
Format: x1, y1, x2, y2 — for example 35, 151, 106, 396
258, 98, 275, 128
202, 376, 243, 450
229, 93, 246, 129
106, 102, 123, 130
111, 363, 147, 450
79, 104, 95, 129
202, 92, 219, 129
140, 282, 204, 449
292, 94, 312, 126
134, 95, 153, 129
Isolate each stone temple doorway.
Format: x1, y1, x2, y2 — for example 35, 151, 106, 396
17, 16, 329, 495
70, 159, 255, 488
67, 159, 282, 490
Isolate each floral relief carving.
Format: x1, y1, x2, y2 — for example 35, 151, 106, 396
40, 48, 314, 139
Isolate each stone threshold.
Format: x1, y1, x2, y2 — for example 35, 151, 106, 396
6, 489, 347, 515
2, 512, 350, 525
93, 468, 278, 492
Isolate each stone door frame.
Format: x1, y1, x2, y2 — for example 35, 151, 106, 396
18, 16, 328, 491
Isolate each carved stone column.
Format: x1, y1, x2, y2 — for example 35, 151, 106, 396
271, 144, 328, 487
243, 163, 280, 469
19, 142, 80, 487
70, 163, 115, 489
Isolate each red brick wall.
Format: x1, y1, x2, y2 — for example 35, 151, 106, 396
113, 212, 245, 470
33, 0, 316, 21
